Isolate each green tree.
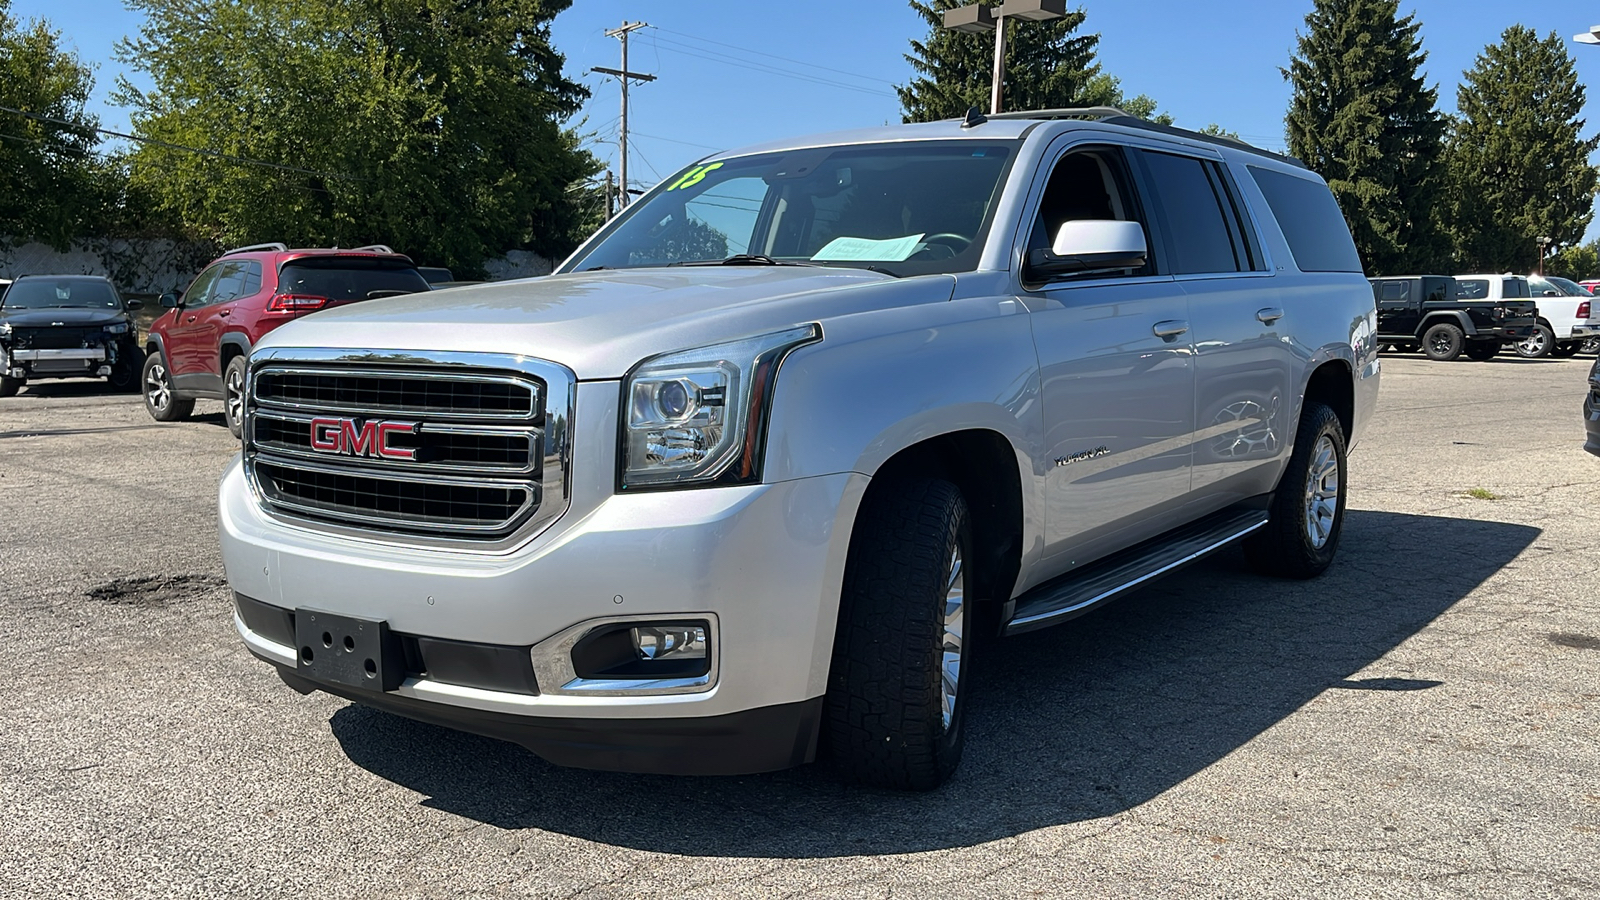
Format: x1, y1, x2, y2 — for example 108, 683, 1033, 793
115, 0, 599, 275
1447, 26, 1599, 273
1547, 240, 1600, 282
0, 0, 105, 248
1284, 0, 1449, 275
899, 1, 1167, 122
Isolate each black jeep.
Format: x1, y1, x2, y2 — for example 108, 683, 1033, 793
0, 275, 143, 397
1369, 275, 1539, 361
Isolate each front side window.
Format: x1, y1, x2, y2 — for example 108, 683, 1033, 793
563, 141, 1018, 277
1378, 281, 1409, 302
1026, 147, 1152, 280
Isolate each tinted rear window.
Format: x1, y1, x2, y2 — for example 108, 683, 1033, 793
1377, 281, 1408, 302
1141, 151, 1241, 274
1247, 166, 1363, 273
278, 259, 429, 301
1457, 279, 1489, 300
1502, 278, 1530, 299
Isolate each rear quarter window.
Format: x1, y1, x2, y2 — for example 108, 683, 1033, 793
1247, 166, 1363, 274
1457, 279, 1489, 300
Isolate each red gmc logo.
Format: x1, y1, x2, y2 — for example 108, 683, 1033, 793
309, 417, 419, 460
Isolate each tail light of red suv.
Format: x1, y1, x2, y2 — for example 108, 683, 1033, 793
265, 293, 330, 314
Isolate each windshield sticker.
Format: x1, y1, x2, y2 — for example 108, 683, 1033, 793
812, 234, 927, 262
666, 162, 724, 191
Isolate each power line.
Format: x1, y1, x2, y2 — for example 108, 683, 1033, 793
629, 130, 723, 152
0, 103, 363, 182
652, 26, 895, 88
646, 36, 897, 98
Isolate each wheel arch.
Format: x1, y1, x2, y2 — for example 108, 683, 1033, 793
1419, 310, 1475, 336
219, 333, 252, 367
1302, 358, 1354, 442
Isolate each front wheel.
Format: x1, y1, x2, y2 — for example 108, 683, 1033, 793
108, 342, 142, 392
1550, 342, 1580, 359
825, 478, 972, 791
1516, 324, 1554, 358
1464, 340, 1500, 361
0, 375, 21, 398
223, 356, 247, 438
142, 351, 194, 422
1245, 402, 1348, 579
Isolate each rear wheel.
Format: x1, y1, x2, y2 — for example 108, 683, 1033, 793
1581, 337, 1600, 356
1464, 340, 1500, 361
223, 356, 247, 438
1421, 323, 1464, 361
142, 351, 194, 422
1245, 402, 1348, 579
825, 478, 972, 791
1516, 324, 1554, 358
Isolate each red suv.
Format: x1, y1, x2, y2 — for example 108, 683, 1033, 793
142, 243, 430, 436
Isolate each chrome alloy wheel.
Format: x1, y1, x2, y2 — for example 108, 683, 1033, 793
1517, 329, 1549, 357
940, 545, 965, 730
1582, 337, 1600, 355
225, 365, 245, 427
1303, 434, 1340, 549
146, 361, 172, 411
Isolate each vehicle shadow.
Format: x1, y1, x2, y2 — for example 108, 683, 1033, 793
328, 510, 1538, 857
8, 379, 135, 399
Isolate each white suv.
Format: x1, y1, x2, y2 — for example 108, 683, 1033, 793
221, 109, 1379, 789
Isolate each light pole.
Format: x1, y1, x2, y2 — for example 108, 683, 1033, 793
1573, 25, 1600, 45
941, 1, 1068, 115
1538, 236, 1552, 276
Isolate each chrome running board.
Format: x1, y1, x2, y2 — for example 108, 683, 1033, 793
1003, 507, 1270, 636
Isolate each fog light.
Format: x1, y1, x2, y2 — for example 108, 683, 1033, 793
632, 625, 707, 660
96, 365, 112, 376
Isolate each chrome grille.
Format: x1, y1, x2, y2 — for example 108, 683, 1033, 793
244, 350, 573, 549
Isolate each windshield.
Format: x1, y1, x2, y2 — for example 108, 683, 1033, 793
564, 140, 1018, 277
0, 279, 121, 310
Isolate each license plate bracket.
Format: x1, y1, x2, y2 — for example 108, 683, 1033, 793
293, 608, 404, 692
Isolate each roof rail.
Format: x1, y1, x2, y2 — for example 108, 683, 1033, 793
978, 107, 1308, 169
223, 242, 288, 256
350, 244, 395, 254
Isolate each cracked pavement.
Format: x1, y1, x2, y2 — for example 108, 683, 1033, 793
2, 353, 1598, 898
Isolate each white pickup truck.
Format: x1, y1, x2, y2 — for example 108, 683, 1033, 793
1529, 275, 1598, 356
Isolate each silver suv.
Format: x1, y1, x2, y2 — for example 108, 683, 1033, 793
222, 109, 1378, 790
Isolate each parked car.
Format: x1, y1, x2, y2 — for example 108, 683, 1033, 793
142, 243, 430, 436
1586, 357, 1600, 457
221, 109, 1378, 790
0, 275, 143, 397
1521, 275, 1592, 358
1532, 275, 1599, 356
1369, 275, 1537, 361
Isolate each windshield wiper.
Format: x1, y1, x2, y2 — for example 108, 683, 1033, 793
671, 254, 815, 268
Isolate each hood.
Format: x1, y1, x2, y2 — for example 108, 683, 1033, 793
0, 307, 128, 329
255, 267, 957, 379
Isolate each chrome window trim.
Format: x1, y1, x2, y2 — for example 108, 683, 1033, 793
253, 365, 542, 421
243, 348, 574, 554
528, 614, 720, 697
250, 408, 541, 476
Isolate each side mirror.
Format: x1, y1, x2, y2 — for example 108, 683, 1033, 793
1542, 290, 1561, 297
1027, 220, 1148, 280
125, 298, 144, 311
160, 291, 180, 309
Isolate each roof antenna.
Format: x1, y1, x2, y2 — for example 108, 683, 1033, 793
961, 105, 987, 129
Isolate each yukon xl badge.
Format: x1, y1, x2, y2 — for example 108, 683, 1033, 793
310, 417, 419, 460
1055, 446, 1111, 467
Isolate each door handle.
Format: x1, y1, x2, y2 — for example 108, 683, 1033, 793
185, 315, 196, 323
217, 310, 230, 317
1256, 307, 1285, 324
1152, 320, 1189, 338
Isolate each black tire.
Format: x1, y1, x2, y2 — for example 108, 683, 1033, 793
1551, 342, 1580, 359
1464, 340, 1500, 361
1581, 337, 1600, 356
1421, 323, 1464, 361
108, 341, 143, 392
1244, 402, 1348, 580
1516, 324, 1554, 358
142, 351, 194, 422
222, 355, 247, 438
824, 478, 973, 791
1397, 343, 1418, 354
0, 375, 20, 398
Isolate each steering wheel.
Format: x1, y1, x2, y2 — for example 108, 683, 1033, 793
920, 232, 973, 252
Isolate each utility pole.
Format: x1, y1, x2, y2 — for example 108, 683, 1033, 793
604, 170, 615, 219
593, 21, 654, 209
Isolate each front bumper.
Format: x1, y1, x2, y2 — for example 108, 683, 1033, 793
220, 387, 868, 772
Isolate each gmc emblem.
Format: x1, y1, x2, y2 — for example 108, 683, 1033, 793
309, 417, 419, 460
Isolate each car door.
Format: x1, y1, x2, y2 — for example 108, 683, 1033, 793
1374, 279, 1416, 338
166, 264, 223, 377
1021, 142, 1196, 569
173, 261, 249, 394
1139, 150, 1294, 501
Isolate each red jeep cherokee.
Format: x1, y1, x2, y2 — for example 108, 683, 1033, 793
142, 243, 430, 436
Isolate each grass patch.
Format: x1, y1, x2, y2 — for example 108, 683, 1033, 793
1464, 487, 1502, 501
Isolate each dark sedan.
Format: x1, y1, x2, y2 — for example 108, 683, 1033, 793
0, 275, 143, 397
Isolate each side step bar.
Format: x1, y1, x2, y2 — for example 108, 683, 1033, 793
1002, 507, 1270, 636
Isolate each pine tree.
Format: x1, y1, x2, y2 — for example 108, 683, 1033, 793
1284, 0, 1449, 275
1447, 26, 1599, 273
899, 1, 1164, 122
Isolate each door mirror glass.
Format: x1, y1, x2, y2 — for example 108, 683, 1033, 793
124, 298, 144, 311
1028, 220, 1148, 279
160, 291, 180, 309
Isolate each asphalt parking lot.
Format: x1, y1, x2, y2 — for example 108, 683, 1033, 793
2, 354, 1598, 899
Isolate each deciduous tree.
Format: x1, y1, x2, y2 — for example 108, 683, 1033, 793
1285, 0, 1449, 275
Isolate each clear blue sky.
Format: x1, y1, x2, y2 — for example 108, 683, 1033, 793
16, 0, 1600, 233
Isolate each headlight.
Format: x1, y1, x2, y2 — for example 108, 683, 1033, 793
620, 324, 820, 490
0, 322, 10, 338
104, 322, 130, 334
